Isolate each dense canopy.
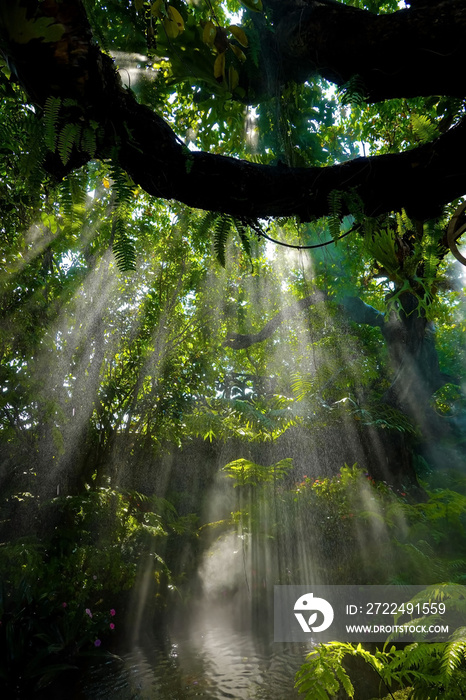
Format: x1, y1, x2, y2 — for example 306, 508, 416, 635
2, 2, 466, 697
1, 0, 466, 223
1, 0, 466, 486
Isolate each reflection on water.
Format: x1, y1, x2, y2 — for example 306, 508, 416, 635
75, 613, 309, 699
73, 525, 313, 700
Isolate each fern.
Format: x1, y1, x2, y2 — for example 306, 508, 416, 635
222, 457, 293, 487
234, 217, 252, 259
296, 600, 466, 700
57, 177, 73, 222
244, 25, 261, 68
80, 122, 98, 157
411, 114, 439, 144
57, 171, 88, 235
396, 209, 413, 237
193, 212, 254, 265
419, 219, 443, 287
214, 214, 233, 267
68, 170, 87, 210
43, 96, 61, 151
295, 643, 356, 699
195, 210, 220, 243
328, 190, 342, 240
291, 373, 315, 402
338, 74, 367, 107
57, 122, 82, 165
42, 96, 100, 163
366, 227, 402, 281
20, 118, 46, 184
108, 158, 135, 207
112, 213, 137, 272
442, 626, 466, 678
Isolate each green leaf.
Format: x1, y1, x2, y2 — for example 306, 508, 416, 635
214, 214, 232, 266
238, 0, 263, 12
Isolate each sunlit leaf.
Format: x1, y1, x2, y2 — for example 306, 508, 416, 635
228, 25, 248, 47
202, 21, 217, 47
230, 45, 246, 63
214, 52, 226, 81
163, 5, 184, 37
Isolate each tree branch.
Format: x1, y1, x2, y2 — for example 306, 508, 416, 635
270, 0, 466, 101
2, 0, 466, 222
223, 294, 387, 349
223, 294, 323, 348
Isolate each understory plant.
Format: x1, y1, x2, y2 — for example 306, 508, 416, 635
0, 579, 118, 696
295, 627, 466, 700
291, 486, 466, 699
0, 486, 197, 695
288, 465, 466, 585
213, 462, 466, 589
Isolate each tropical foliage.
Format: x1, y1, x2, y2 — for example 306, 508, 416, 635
0, 0, 466, 696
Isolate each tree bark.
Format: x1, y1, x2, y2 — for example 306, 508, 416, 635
223, 294, 323, 348
380, 291, 453, 435
269, 0, 466, 102
1, 0, 466, 220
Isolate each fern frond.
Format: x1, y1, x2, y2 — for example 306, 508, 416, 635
57, 178, 73, 222
419, 220, 443, 285
112, 213, 137, 272
291, 373, 314, 401
366, 227, 401, 280
81, 124, 97, 157
58, 122, 81, 165
57, 172, 88, 235
244, 25, 260, 67
234, 217, 252, 259
43, 96, 62, 151
195, 210, 220, 243
396, 209, 413, 237
334, 665, 354, 697
338, 75, 366, 107
328, 190, 342, 240
214, 214, 232, 266
20, 119, 46, 181
108, 158, 135, 206
411, 114, 439, 144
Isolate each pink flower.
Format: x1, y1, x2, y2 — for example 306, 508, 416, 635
94, 639, 101, 647
110, 609, 116, 616
85, 608, 93, 618
62, 602, 67, 608
110, 623, 115, 630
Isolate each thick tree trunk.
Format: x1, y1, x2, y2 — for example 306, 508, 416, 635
224, 292, 454, 490
343, 292, 453, 435
381, 293, 447, 428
